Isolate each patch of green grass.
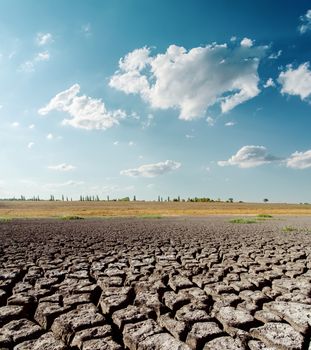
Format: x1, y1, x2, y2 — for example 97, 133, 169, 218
282, 226, 297, 232
60, 215, 84, 220
257, 214, 273, 218
229, 218, 258, 224
0, 217, 12, 222
139, 214, 163, 219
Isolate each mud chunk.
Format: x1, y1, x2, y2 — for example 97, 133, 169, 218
248, 340, 275, 350
186, 322, 224, 349
34, 302, 72, 329
0, 305, 25, 327
82, 336, 122, 350
163, 291, 191, 311
123, 319, 163, 350
203, 336, 246, 350
112, 305, 146, 330
0, 318, 42, 345
51, 304, 104, 344
216, 306, 254, 329
14, 332, 66, 350
71, 325, 112, 349
250, 322, 304, 350
137, 332, 191, 350
175, 303, 211, 324
158, 313, 188, 340
264, 301, 311, 334
169, 274, 193, 291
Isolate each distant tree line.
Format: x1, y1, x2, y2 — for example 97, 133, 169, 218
2, 195, 309, 205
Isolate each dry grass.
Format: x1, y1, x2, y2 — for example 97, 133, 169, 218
0, 201, 310, 218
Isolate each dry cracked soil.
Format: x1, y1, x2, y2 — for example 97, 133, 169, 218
0, 216, 311, 350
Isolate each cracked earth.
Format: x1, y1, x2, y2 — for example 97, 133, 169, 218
0, 216, 311, 350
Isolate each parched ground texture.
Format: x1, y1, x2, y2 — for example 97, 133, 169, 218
0, 216, 311, 350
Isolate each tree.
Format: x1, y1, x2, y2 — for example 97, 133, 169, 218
263, 198, 269, 203
228, 198, 233, 203
133, 195, 136, 201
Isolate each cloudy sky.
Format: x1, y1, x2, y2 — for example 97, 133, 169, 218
1, 0, 311, 202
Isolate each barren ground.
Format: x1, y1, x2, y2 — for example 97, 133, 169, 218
0, 216, 311, 349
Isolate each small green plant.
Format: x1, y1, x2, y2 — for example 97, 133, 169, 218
0, 217, 12, 222
282, 226, 297, 232
139, 214, 162, 219
257, 214, 273, 218
229, 218, 257, 224
60, 215, 84, 220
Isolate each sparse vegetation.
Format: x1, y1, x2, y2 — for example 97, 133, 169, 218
229, 218, 258, 224
139, 214, 162, 219
282, 226, 297, 232
0, 217, 12, 222
60, 215, 84, 220
257, 214, 273, 218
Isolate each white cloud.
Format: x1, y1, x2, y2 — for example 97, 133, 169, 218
263, 78, 275, 88
35, 51, 50, 61
240, 37, 253, 48
38, 84, 126, 130
27, 142, 34, 149
46, 133, 54, 140
269, 50, 282, 60
113, 141, 119, 146
0, 105, 3, 110
110, 42, 266, 120
225, 121, 236, 127
298, 9, 311, 34
121, 160, 181, 177
128, 141, 135, 146
206, 116, 215, 126
11, 122, 20, 127
141, 114, 154, 129
48, 163, 75, 171
29, 124, 35, 129
45, 180, 84, 188
286, 150, 311, 169
218, 145, 280, 168
19, 51, 50, 72
36, 33, 53, 46
278, 62, 311, 100
185, 134, 194, 139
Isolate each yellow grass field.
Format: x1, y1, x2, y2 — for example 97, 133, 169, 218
0, 201, 310, 218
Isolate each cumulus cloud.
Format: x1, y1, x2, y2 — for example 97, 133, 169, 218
11, 122, 20, 127
218, 145, 280, 168
206, 116, 215, 126
240, 37, 253, 48
29, 124, 35, 129
121, 160, 181, 177
38, 84, 126, 130
48, 163, 76, 171
268, 50, 282, 60
278, 63, 311, 100
225, 121, 236, 127
27, 142, 34, 149
110, 42, 266, 120
298, 9, 311, 34
35, 51, 50, 61
263, 78, 275, 88
36, 32, 53, 46
46, 133, 54, 140
286, 150, 311, 169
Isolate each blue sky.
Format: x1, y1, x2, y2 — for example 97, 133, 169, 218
1, 0, 311, 202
